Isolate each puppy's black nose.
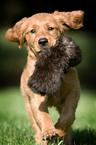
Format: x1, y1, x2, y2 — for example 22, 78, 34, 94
38, 38, 48, 46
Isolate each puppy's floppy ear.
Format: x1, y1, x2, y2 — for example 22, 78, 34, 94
53, 10, 84, 32
6, 17, 27, 49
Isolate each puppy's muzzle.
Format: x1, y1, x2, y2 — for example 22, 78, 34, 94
38, 38, 48, 47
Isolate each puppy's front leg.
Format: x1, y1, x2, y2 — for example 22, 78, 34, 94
30, 94, 57, 141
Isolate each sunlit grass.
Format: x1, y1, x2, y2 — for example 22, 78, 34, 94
73, 90, 96, 130
0, 88, 96, 144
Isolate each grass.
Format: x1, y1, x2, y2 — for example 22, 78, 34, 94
72, 90, 96, 145
0, 88, 96, 145
0, 88, 35, 145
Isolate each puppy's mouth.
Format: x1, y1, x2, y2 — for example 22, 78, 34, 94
29, 36, 59, 57
38, 38, 60, 55
30, 44, 53, 58
37, 36, 61, 52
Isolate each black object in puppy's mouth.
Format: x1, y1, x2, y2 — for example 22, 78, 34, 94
28, 35, 82, 96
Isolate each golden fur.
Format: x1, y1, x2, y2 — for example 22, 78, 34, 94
6, 10, 84, 145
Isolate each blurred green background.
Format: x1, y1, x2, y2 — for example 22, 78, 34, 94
1, 29, 96, 89
0, 0, 96, 89
0, 1, 96, 144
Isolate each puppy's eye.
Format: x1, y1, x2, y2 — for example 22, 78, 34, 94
48, 27, 54, 31
30, 29, 36, 33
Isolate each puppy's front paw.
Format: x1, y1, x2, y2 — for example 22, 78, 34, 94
42, 128, 58, 141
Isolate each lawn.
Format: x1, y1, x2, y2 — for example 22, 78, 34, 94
0, 88, 96, 145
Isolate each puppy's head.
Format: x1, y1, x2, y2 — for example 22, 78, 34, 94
6, 10, 84, 53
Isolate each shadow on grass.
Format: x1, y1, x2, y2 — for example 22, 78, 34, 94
72, 129, 96, 145
47, 129, 96, 145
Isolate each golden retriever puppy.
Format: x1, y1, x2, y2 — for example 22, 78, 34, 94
6, 10, 84, 145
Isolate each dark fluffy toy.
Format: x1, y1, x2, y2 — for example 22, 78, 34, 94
28, 35, 82, 96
